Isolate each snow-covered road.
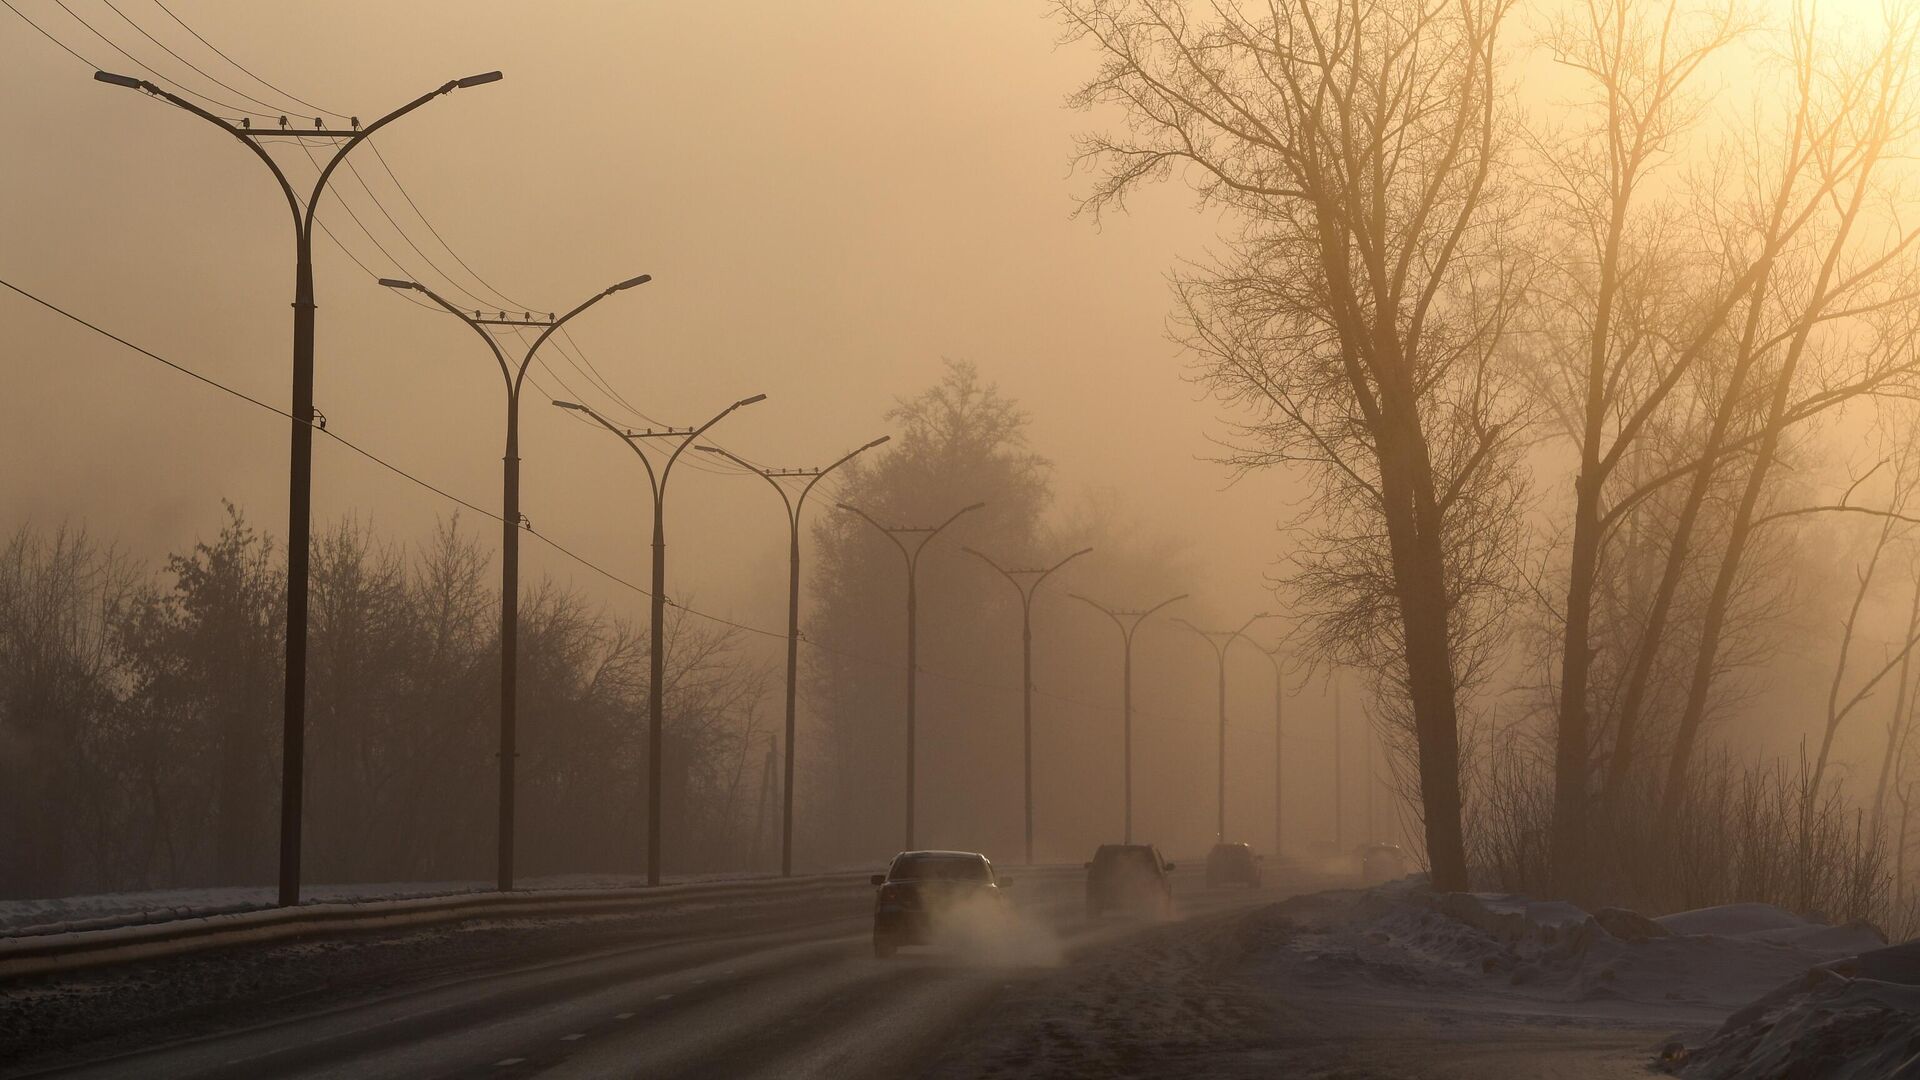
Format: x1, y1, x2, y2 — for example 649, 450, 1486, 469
0, 865, 1287, 1079
6, 871, 1896, 1078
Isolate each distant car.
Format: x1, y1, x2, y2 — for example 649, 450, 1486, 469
1360, 843, 1409, 884
870, 849, 1009, 958
1084, 843, 1174, 918
1205, 841, 1262, 887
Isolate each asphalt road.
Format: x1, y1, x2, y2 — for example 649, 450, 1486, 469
8, 865, 1298, 1079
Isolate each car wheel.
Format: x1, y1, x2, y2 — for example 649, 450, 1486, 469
873, 936, 896, 959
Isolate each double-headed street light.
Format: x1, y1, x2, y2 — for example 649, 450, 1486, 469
557, 395, 765, 885
1175, 614, 1273, 844
95, 67, 503, 907
1242, 641, 1289, 854
1069, 592, 1187, 844
964, 546, 1092, 863
838, 502, 985, 851
696, 437, 892, 876
379, 274, 651, 891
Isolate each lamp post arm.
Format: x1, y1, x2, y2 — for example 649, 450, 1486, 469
663, 397, 762, 493
303, 77, 488, 239
1069, 593, 1128, 640
799, 436, 889, 511
408, 282, 513, 387
559, 400, 659, 498
1033, 547, 1093, 593
838, 503, 911, 564
131, 82, 302, 230
698, 445, 794, 520
514, 287, 622, 397
1176, 618, 1228, 662
963, 547, 1026, 602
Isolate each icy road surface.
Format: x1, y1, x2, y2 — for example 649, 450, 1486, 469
2, 870, 1818, 1079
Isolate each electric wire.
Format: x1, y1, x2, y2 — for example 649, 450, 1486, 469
101, 0, 289, 117
146, 0, 347, 120
2, 275, 1173, 721
49, 0, 274, 120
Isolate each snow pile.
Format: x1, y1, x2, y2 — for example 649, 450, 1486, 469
1269, 881, 1884, 1013
1676, 941, 1920, 1079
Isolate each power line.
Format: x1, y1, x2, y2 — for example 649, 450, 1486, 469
1, 275, 1169, 719
101, 0, 286, 116
146, 0, 346, 120
49, 0, 272, 119
3, 275, 1175, 721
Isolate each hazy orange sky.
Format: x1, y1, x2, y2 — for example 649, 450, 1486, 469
1, 0, 1297, 641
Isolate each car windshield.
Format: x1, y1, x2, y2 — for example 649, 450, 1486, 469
1095, 848, 1156, 870
891, 856, 990, 882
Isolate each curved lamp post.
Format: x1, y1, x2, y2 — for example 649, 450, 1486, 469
94, 67, 504, 907
557, 395, 765, 884
838, 501, 985, 850
964, 546, 1092, 863
1175, 614, 1272, 844
696, 436, 891, 876
379, 274, 650, 891
1069, 592, 1187, 844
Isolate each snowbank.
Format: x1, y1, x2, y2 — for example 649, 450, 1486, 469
1677, 941, 1920, 1079
1271, 880, 1885, 1014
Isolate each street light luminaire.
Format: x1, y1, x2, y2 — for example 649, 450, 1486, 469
93, 70, 147, 90
610, 274, 653, 293
377, 278, 422, 290
552, 400, 586, 411
862, 435, 893, 451
736, 393, 769, 408
456, 71, 506, 88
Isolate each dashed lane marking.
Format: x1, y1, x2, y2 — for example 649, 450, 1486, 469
494, 1059, 525, 1068
560, 1034, 584, 1042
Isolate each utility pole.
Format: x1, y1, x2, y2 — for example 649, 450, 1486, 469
558, 396, 765, 885
839, 502, 985, 851
1333, 675, 1344, 851
751, 736, 775, 872
1069, 593, 1187, 844
94, 67, 503, 907
1176, 614, 1272, 844
1249, 643, 1287, 855
964, 546, 1093, 863
380, 276, 650, 892
696, 437, 891, 876
1365, 711, 1377, 844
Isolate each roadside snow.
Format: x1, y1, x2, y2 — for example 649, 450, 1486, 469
1677, 941, 1920, 1079
0, 871, 771, 935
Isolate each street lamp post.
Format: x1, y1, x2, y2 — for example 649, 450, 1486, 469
557, 395, 766, 885
1176, 614, 1272, 844
1240, 642, 1288, 855
94, 67, 503, 907
964, 546, 1092, 864
379, 275, 651, 891
695, 437, 892, 876
838, 502, 985, 851
1068, 592, 1187, 844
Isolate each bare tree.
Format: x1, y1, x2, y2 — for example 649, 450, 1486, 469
1058, 0, 1526, 889
1658, 5, 1920, 831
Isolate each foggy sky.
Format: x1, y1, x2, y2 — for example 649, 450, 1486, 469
2, 0, 1902, 860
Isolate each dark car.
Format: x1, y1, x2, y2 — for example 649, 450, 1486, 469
1205, 841, 1262, 887
870, 850, 1009, 958
1360, 842, 1410, 884
1084, 843, 1174, 918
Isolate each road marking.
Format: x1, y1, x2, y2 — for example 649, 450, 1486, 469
615, 1012, 635, 1019
560, 1033, 584, 1042
494, 1059, 525, 1068
655, 993, 674, 1001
